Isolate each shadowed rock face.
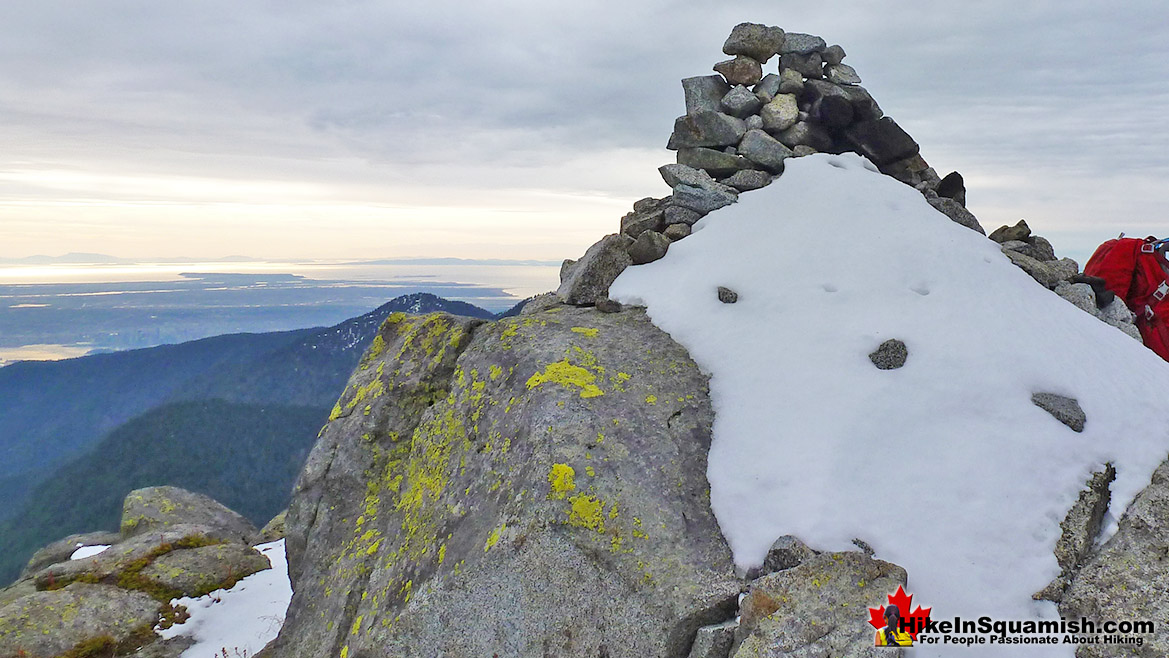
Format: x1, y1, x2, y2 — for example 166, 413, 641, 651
276, 307, 739, 658
1060, 458, 1169, 656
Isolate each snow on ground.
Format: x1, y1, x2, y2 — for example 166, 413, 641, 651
158, 539, 292, 657
610, 153, 1169, 657
69, 544, 109, 560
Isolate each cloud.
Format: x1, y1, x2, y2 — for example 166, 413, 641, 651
0, 0, 1166, 258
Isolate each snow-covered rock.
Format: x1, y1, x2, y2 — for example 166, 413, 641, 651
610, 152, 1169, 657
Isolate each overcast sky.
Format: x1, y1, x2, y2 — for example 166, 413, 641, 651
1, 1, 1166, 263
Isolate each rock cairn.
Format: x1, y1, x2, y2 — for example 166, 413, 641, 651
555, 22, 1142, 345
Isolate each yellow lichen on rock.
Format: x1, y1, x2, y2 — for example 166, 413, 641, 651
567, 494, 605, 532
526, 360, 604, 398
547, 464, 576, 499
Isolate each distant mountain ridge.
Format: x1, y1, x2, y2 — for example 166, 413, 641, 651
0, 292, 498, 584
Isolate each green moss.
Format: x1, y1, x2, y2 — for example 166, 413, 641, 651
45, 534, 225, 602
58, 635, 116, 658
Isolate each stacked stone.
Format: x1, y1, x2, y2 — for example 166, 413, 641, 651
555, 22, 981, 310
989, 220, 1141, 339
556, 22, 1146, 351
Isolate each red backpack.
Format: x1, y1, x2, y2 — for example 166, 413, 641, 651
1084, 236, 1169, 361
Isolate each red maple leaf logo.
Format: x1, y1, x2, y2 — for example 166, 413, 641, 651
867, 585, 932, 640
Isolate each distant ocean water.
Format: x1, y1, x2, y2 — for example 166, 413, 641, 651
0, 259, 561, 365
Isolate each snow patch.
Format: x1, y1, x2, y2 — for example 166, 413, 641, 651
158, 539, 292, 657
69, 544, 110, 560
610, 152, 1169, 657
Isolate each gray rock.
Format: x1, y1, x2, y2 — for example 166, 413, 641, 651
672, 184, 738, 215
1026, 235, 1057, 262
0, 583, 162, 658
682, 75, 732, 115
1056, 466, 1115, 575
520, 292, 562, 316
1031, 392, 1086, 433
32, 524, 233, 589
869, 339, 908, 370
665, 205, 704, 226
811, 94, 855, 128
1100, 297, 1138, 331
276, 308, 741, 658
837, 84, 883, 121
881, 153, 933, 187
260, 509, 287, 542
659, 163, 735, 194
620, 208, 665, 238
556, 234, 634, 306
134, 636, 198, 658
935, 171, 966, 206
791, 145, 818, 157
595, 298, 623, 314
759, 93, 799, 134
664, 223, 692, 241
777, 68, 804, 94
928, 197, 985, 235
714, 56, 764, 86
737, 129, 793, 172
1060, 458, 1169, 656
1002, 236, 1055, 262
779, 32, 827, 55
721, 169, 772, 191
1003, 249, 1065, 289
1051, 257, 1080, 281
628, 230, 671, 265
0, 579, 37, 608
776, 121, 834, 152
720, 85, 763, 119
677, 147, 753, 178
753, 73, 781, 99
779, 52, 823, 79
825, 63, 861, 85
121, 486, 258, 544
822, 44, 846, 65
989, 219, 1031, 243
733, 551, 907, 658
717, 287, 738, 304
689, 620, 737, 658
744, 114, 763, 131
761, 535, 816, 574
139, 543, 271, 597
633, 196, 668, 213
722, 23, 785, 63
21, 531, 121, 578
843, 117, 919, 167
670, 111, 747, 149
1055, 282, 1098, 315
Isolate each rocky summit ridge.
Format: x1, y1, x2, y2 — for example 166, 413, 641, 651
3, 22, 1169, 658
